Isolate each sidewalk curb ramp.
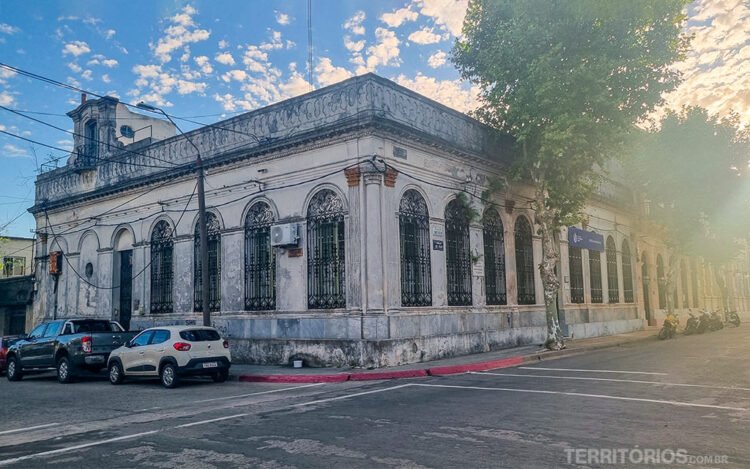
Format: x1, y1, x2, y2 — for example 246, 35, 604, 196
234, 333, 656, 384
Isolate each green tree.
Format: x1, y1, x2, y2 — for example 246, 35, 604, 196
453, 0, 690, 349
630, 107, 750, 314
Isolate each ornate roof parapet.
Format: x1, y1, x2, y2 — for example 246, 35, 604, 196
32, 73, 515, 212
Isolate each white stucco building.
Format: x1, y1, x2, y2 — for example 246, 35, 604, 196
29, 74, 750, 367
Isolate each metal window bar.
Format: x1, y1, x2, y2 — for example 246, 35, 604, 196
245, 203, 276, 310
515, 217, 536, 305
483, 209, 506, 305
606, 238, 619, 303
589, 249, 603, 303
569, 247, 584, 304
150, 221, 174, 313
399, 190, 432, 307
622, 242, 634, 303
445, 200, 472, 306
194, 214, 222, 312
307, 190, 346, 309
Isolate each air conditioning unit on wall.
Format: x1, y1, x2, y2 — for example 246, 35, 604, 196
271, 223, 299, 247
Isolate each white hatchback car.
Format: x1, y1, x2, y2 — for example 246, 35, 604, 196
107, 326, 231, 388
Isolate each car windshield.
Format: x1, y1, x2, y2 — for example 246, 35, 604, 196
71, 320, 123, 333
179, 329, 221, 342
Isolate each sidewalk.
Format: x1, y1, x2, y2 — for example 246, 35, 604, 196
230, 329, 657, 384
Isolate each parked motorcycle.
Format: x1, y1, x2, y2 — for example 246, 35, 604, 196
684, 311, 700, 335
697, 310, 711, 334
709, 311, 724, 331
726, 310, 741, 327
658, 313, 679, 340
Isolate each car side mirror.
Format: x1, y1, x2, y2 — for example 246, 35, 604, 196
124, 340, 133, 348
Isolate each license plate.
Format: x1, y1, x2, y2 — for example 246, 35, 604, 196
202, 362, 218, 368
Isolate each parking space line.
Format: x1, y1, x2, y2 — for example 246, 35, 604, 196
176, 413, 248, 428
472, 372, 750, 392
411, 383, 749, 412
0, 423, 59, 436
191, 383, 325, 404
0, 430, 159, 467
518, 367, 668, 375
294, 384, 412, 407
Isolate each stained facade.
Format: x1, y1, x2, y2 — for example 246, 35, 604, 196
29, 74, 750, 367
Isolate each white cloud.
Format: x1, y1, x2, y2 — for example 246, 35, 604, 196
218, 39, 229, 49
394, 73, 480, 114
105, 29, 116, 39
276, 12, 290, 25
3, 144, 28, 158
0, 91, 14, 106
67, 62, 82, 73
259, 30, 285, 51
222, 69, 249, 82
57, 139, 74, 150
194, 55, 213, 74
215, 52, 235, 65
176, 80, 206, 94
427, 50, 447, 68
88, 55, 119, 68
102, 74, 111, 83
0, 23, 20, 34
344, 11, 366, 36
243, 46, 269, 73
380, 7, 418, 28
279, 72, 312, 97
81, 69, 93, 81
365, 28, 401, 71
152, 5, 210, 63
62, 40, 91, 56
344, 36, 365, 53
415, 0, 468, 37
408, 27, 445, 45
315, 57, 353, 87
102, 59, 118, 68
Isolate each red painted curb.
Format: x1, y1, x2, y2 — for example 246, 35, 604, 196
349, 369, 429, 381
428, 356, 525, 376
238, 373, 350, 384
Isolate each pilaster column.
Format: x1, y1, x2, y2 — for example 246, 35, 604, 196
173, 237, 194, 314
363, 170, 384, 313
220, 229, 244, 312
470, 223, 485, 307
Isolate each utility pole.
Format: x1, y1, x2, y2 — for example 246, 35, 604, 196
137, 103, 211, 326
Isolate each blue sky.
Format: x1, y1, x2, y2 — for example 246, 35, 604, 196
0, 0, 748, 238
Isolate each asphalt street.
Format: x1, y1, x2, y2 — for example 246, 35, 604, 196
1, 326, 749, 468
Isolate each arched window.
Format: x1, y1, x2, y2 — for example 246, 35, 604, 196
150, 220, 174, 313
483, 208, 506, 305
399, 190, 432, 307
307, 189, 346, 309
691, 259, 700, 308
194, 213, 221, 312
657, 254, 666, 309
606, 237, 619, 303
680, 259, 689, 309
514, 216, 536, 305
621, 240, 634, 303
245, 202, 276, 310
445, 199, 472, 306
568, 246, 584, 304
670, 257, 678, 309
589, 249, 603, 303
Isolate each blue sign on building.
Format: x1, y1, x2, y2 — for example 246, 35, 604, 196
568, 226, 604, 252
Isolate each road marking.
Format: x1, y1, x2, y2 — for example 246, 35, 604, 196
294, 384, 412, 407
518, 367, 668, 375
410, 383, 749, 412
176, 413, 248, 428
191, 383, 325, 404
0, 430, 159, 467
472, 372, 750, 392
0, 423, 59, 436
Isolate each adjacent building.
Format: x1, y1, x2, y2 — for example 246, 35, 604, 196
0, 236, 35, 335
28, 74, 750, 366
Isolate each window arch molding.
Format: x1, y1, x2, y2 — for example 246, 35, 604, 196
76, 229, 101, 253
397, 185, 433, 217
110, 224, 136, 250
145, 215, 176, 242
190, 209, 225, 235
302, 183, 348, 217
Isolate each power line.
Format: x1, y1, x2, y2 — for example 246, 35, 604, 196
43, 182, 197, 290
0, 105, 182, 168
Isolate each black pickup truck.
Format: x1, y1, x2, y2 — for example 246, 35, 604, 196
5, 318, 138, 383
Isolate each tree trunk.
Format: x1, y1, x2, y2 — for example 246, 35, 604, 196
532, 183, 565, 350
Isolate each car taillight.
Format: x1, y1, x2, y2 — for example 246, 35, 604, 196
223, 339, 229, 349
82, 336, 92, 353
173, 342, 191, 351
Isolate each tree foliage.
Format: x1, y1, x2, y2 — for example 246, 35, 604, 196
453, 0, 690, 348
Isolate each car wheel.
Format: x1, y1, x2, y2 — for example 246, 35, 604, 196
57, 356, 75, 384
160, 363, 179, 389
6, 357, 22, 381
212, 369, 229, 383
108, 361, 124, 385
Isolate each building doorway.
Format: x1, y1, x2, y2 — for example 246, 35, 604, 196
118, 250, 133, 330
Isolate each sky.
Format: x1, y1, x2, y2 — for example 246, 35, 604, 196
0, 0, 748, 239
